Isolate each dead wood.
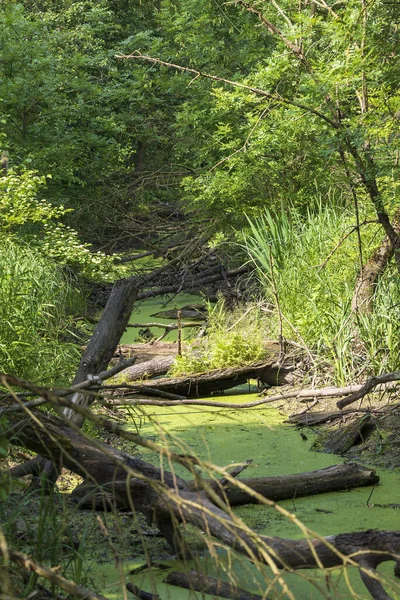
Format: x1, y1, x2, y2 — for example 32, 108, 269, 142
191, 463, 379, 505
122, 355, 175, 382
127, 321, 201, 342
2, 547, 110, 600
124, 361, 295, 398
312, 415, 376, 455
64, 277, 138, 425
2, 394, 399, 599
126, 583, 160, 600
287, 409, 370, 427
136, 265, 250, 300
25, 278, 138, 487
117, 341, 183, 362
337, 371, 400, 410
164, 570, 263, 600
151, 304, 206, 320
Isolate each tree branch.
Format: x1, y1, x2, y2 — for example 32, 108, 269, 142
337, 371, 400, 410
117, 53, 338, 129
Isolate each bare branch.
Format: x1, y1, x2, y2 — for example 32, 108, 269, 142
106, 380, 400, 410
337, 371, 400, 410
117, 53, 338, 129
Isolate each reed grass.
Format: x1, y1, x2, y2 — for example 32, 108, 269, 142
244, 202, 398, 383
0, 237, 83, 385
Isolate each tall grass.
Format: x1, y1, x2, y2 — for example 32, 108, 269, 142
0, 238, 83, 385
244, 203, 398, 383
170, 299, 268, 375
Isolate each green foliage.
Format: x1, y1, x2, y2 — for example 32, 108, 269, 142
153, 0, 400, 230
0, 168, 126, 281
0, 487, 92, 595
0, 237, 83, 385
0, 1, 185, 237
244, 203, 400, 383
0, 171, 66, 229
171, 299, 267, 375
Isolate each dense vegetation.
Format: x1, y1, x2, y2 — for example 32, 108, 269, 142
1, 1, 400, 598
1, 0, 399, 382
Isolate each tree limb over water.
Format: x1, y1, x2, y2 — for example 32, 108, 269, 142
1, 375, 398, 600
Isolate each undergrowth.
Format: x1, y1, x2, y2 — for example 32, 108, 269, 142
243, 201, 400, 384
0, 237, 86, 385
170, 299, 268, 376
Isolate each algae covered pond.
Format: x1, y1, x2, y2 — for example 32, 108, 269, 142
97, 393, 400, 600
120, 293, 203, 345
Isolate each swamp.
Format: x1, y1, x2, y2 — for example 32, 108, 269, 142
1, 1, 400, 599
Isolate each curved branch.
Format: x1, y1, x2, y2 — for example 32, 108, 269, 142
337, 371, 400, 410
117, 53, 339, 129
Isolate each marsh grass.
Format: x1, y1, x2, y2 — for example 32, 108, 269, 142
244, 203, 399, 383
170, 298, 268, 376
0, 238, 84, 385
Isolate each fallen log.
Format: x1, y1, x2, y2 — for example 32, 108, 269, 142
127, 321, 202, 342
30, 278, 138, 487
2, 393, 399, 599
164, 570, 263, 600
190, 463, 379, 506
337, 371, 400, 410
287, 409, 363, 427
150, 304, 206, 320
126, 583, 159, 600
122, 355, 175, 382
126, 361, 295, 398
312, 415, 376, 455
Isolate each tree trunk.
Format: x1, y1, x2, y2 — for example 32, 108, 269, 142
64, 278, 138, 425
33, 278, 137, 488
164, 570, 263, 600
312, 415, 376, 454
351, 237, 393, 313
191, 463, 379, 506
123, 355, 175, 382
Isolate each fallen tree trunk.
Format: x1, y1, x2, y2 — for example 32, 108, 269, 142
164, 570, 263, 600
2, 395, 399, 599
312, 415, 376, 455
21, 278, 138, 487
287, 409, 367, 427
126, 361, 295, 398
189, 463, 379, 506
64, 277, 138, 425
123, 355, 175, 382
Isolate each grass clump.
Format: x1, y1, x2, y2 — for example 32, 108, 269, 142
0, 238, 84, 385
243, 201, 399, 383
170, 299, 267, 376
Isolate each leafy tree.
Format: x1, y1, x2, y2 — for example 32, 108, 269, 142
137, 0, 400, 242
0, 167, 126, 280
0, 1, 187, 243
